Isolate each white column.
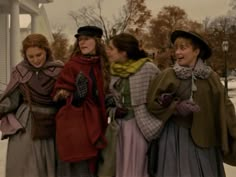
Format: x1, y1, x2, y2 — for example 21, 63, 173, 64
10, 0, 21, 68
31, 14, 39, 33
0, 12, 9, 90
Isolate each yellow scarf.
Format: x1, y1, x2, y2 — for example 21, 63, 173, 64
110, 58, 152, 78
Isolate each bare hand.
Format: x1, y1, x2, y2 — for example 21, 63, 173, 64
53, 89, 70, 102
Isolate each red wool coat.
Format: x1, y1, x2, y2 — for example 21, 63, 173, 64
53, 55, 107, 170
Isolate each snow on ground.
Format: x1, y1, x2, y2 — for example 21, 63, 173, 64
222, 77, 236, 105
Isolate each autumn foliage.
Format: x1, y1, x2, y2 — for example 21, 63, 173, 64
53, 0, 236, 75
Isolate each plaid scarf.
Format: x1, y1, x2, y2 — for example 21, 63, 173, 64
173, 59, 212, 80
110, 58, 152, 78
173, 58, 212, 101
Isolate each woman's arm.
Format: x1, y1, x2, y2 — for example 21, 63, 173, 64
0, 89, 22, 118
147, 69, 180, 122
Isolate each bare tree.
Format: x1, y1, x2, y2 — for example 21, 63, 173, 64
202, 17, 211, 32
51, 26, 70, 62
112, 0, 151, 33
204, 15, 236, 74
230, 0, 236, 10
227, 0, 236, 20
68, 0, 151, 41
208, 16, 233, 37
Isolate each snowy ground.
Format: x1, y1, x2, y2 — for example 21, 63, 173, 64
0, 79, 236, 176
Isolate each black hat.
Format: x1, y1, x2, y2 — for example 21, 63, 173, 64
171, 30, 212, 59
74, 26, 103, 38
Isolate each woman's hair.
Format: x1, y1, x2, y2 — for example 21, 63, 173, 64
96, 38, 111, 94
70, 37, 110, 94
190, 38, 206, 59
21, 33, 53, 61
110, 33, 147, 60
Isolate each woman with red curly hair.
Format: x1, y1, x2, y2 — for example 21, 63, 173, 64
0, 33, 64, 177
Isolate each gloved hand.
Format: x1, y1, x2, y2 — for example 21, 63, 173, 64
75, 72, 88, 99
72, 72, 88, 106
158, 93, 174, 107
105, 95, 116, 108
175, 100, 200, 117
115, 107, 129, 119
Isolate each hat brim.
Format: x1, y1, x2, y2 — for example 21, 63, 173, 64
171, 30, 212, 59
74, 31, 102, 38
74, 34, 79, 38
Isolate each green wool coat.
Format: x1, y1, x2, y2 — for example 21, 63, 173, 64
147, 68, 236, 166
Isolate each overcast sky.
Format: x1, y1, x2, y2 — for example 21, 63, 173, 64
44, 0, 231, 22
21, 0, 232, 40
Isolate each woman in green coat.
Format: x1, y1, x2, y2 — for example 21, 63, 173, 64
147, 30, 236, 177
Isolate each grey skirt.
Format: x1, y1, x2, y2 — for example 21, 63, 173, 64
57, 160, 95, 177
155, 120, 225, 177
6, 104, 57, 177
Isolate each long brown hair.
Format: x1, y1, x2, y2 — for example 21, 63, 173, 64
21, 33, 53, 61
70, 37, 110, 94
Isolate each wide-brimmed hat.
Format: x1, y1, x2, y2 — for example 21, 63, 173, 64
74, 26, 103, 38
171, 30, 212, 59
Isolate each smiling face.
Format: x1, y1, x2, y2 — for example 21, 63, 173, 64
26, 47, 47, 68
173, 37, 200, 67
78, 35, 96, 55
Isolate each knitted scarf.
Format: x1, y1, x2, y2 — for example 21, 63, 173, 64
110, 58, 152, 78
173, 59, 212, 100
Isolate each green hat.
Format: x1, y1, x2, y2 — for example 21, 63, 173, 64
171, 30, 212, 59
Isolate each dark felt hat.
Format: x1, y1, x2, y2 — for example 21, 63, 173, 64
171, 30, 212, 59
74, 26, 103, 38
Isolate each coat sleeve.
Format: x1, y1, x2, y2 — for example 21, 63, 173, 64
52, 61, 77, 95
147, 68, 180, 122
224, 96, 236, 166
0, 89, 22, 118
129, 62, 160, 106
209, 72, 236, 165
217, 76, 236, 165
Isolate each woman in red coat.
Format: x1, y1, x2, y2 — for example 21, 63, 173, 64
52, 26, 109, 177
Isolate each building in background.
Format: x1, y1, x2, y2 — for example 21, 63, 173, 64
0, 0, 53, 92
